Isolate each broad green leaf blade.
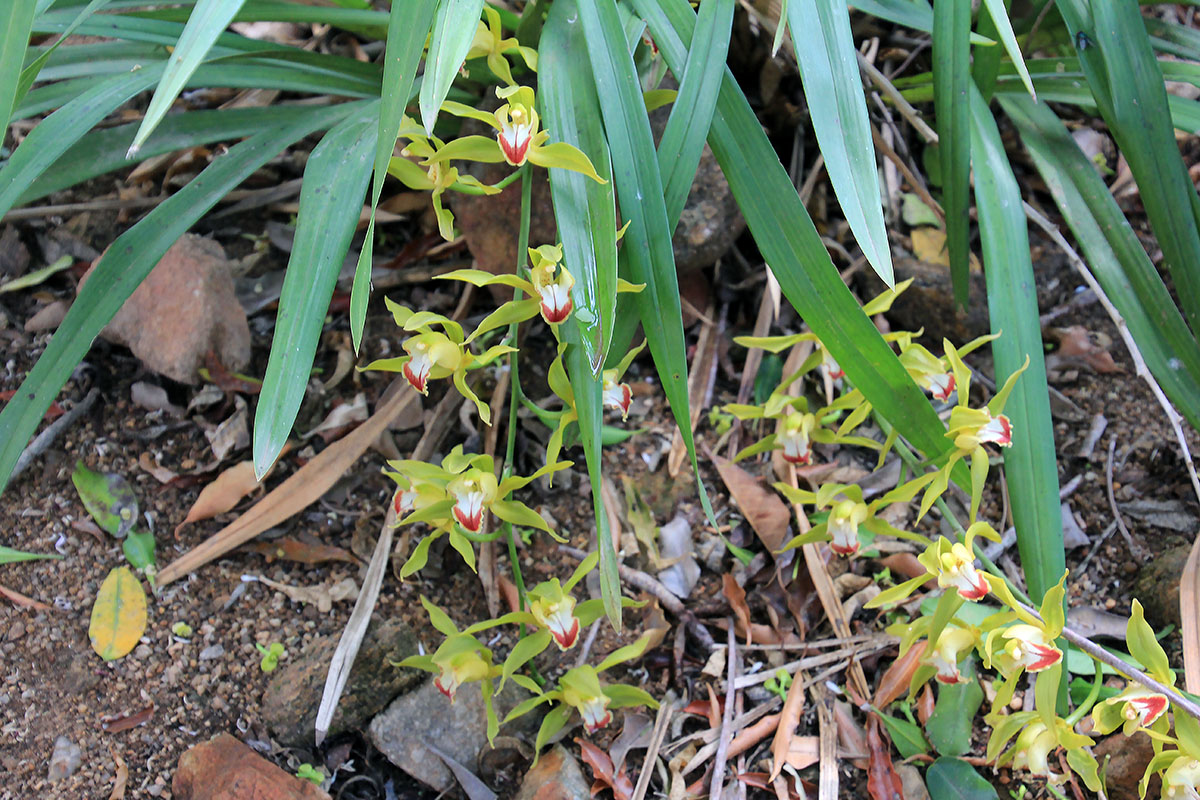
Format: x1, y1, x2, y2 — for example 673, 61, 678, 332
21, 106, 315, 204
851, 0, 994, 44
419, 0, 486, 134
968, 87, 1063, 601
541, 0, 617, 370
0, 105, 342, 495
71, 461, 139, 538
0, 1, 37, 137
1057, 0, 1200, 335
578, 0, 718, 527
15, 0, 111, 111
254, 103, 378, 478
89, 566, 147, 661
351, 0, 436, 352
976, 0, 1034, 99
926, 757, 998, 800
658, 0, 734, 227
787, 0, 893, 286
129, 0, 247, 155
925, 657, 984, 755
0, 65, 165, 220
636, 0, 960, 472
933, 0, 972, 306
1000, 94, 1200, 431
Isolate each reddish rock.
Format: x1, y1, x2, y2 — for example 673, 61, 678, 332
513, 745, 590, 800
81, 234, 250, 384
172, 733, 329, 800
1094, 732, 1158, 800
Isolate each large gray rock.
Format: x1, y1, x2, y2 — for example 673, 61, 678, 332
1132, 543, 1192, 630
368, 678, 539, 792
261, 618, 423, 746
81, 234, 250, 384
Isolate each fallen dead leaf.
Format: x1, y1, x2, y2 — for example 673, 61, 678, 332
916, 685, 935, 725
910, 227, 981, 271
137, 452, 179, 484
204, 398, 249, 461
242, 538, 359, 566
256, 575, 358, 613
771, 666, 807, 780
713, 454, 791, 557
784, 736, 821, 770
0, 583, 54, 610
872, 641, 927, 709
722, 574, 753, 646
576, 737, 634, 800
174, 461, 261, 535
101, 704, 155, 733
866, 713, 905, 800
1048, 325, 1121, 374
303, 393, 368, 442
108, 746, 128, 800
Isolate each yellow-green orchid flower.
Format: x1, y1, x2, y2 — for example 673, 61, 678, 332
866, 521, 1000, 607
776, 476, 936, 558
1093, 599, 1175, 737
984, 709, 1099, 790
465, 7, 538, 86
436, 86, 606, 180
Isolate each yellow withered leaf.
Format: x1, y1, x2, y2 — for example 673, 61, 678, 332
89, 567, 147, 661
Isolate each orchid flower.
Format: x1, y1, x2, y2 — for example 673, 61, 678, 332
364, 299, 515, 423
984, 710, 1098, 790
924, 624, 981, 684
777, 476, 937, 559
387, 117, 500, 240
436, 86, 607, 179
1162, 755, 1200, 800
1093, 600, 1176, 737
726, 392, 881, 467
464, 7, 538, 86
503, 633, 659, 758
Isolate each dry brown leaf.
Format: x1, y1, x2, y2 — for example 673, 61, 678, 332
713, 454, 790, 556
722, 574, 753, 646
257, 575, 358, 613
640, 596, 671, 653
833, 700, 869, 769
872, 641, 927, 708
137, 452, 178, 484
0, 583, 53, 610
1050, 325, 1121, 374
575, 737, 634, 800
916, 685, 935, 725
303, 392, 369, 441
204, 398, 249, 461
784, 736, 820, 770
771, 667, 807, 780
108, 747, 128, 800
242, 538, 360, 566
866, 713, 904, 800
910, 227, 981, 271
879, 552, 929, 582
155, 388, 408, 585
174, 461, 260, 535
101, 704, 155, 733
728, 712, 781, 759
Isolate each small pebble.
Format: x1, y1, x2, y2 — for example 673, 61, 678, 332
198, 644, 225, 661
47, 736, 82, 782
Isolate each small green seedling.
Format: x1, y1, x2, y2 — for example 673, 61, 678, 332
763, 668, 793, 701
171, 622, 193, 639
256, 642, 285, 672
295, 763, 324, 785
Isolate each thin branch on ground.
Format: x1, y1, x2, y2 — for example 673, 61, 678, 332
710, 621, 738, 799
12, 388, 99, 482
1104, 436, 1139, 557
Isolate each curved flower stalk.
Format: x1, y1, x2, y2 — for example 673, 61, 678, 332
363, 299, 516, 423
774, 477, 937, 557
504, 633, 659, 759
465, 7, 538, 87
387, 117, 501, 240
396, 597, 541, 745
917, 348, 1030, 523
866, 521, 1001, 607
1093, 600, 1174, 738
385, 446, 569, 577
437, 86, 607, 178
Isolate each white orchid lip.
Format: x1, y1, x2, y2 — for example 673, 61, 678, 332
827, 516, 859, 556
778, 427, 812, 465
537, 282, 572, 324
435, 669, 461, 700
1004, 624, 1062, 672
498, 118, 533, 165
928, 651, 966, 684
403, 350, 432, 394
938, 545, 989, 601
452, 482, 486, 533
978, 413, 1013, 446
926, 372, 956, 402
393, 489, 417, 516
1125, 693, 1169, 727
603, 379, 632, 419
544, 608, 580, 649
578, 695, 613, 733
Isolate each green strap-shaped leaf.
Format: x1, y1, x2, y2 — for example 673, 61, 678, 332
542, 0, 622, 627
541, 0, 617, 370
636, 0, 958, 470
788, 0, 893, 286
578, 0, 718, 527
16, 0, 112, 114
350, 0, 436, 352
967, 87, 1063, 601
254, 102, 378, 478
657, 0, 734, 227
419, 0, 486, 134
0, 65, 165, 219
1000, 94, 1200, 431
128, 0, 248, 155
1057, 0, 1200, 335
0, 105, 344, 495
851, 0, 994, 43
0, 0, 36, 137
933, 0, 972, 307
972, 0, 1034, 102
